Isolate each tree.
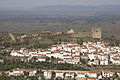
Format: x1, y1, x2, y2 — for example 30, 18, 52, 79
45, 57, 50, 62
80, 58, 87, 64
113, 72, 119, 79
77, 38, 83, 45
51, 71, 56, 80
38, 69, 44, 80
24, 71, 29, 76
63, 72, 66, 80
0, 73, 10, 80
51, 56, 55, 62
74, 73, 77, 80
115, 40, 119, 46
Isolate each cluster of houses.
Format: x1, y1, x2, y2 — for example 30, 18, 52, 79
10, 41, 120, 65
43, 70, 120, 80
5, 68, 37, 76
5, 69, 120, 80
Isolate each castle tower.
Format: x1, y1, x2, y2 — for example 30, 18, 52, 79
92, 27, 101, 39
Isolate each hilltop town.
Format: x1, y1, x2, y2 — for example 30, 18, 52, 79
0, 27, 120, 80
1, 0, 120, 79
8, 41, 120, 79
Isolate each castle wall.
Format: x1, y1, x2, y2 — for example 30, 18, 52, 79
71, 27, 101, 39
71, 32, 92, 38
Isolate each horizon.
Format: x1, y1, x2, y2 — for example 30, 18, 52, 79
0, 0, 120, 10
0, 4, 120, 11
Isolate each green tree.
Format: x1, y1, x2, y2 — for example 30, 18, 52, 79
113, 72, 119, 79
45, 57, 50, 62
80, 58, 87, 64
115, 40, 119, 46
51, 71, 56, 80
77, 38, 83, 45
24, 71, 29, 76
63, 72, 66, 80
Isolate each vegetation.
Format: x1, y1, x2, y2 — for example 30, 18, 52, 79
77, 38, 83, 45
0, 57, 89, 71
80, 58, 87, 64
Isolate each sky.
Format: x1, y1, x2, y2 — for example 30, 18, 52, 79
0, 0, 120, 10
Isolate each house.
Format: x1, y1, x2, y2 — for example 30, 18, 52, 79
63, 54, 72, 60
112, 58, 120, 65
100, 55, 108, 60
77, 72, 86, 78
7, 68, 37, 76
8, 69, 24, 76
52, 51, 62, 58
87, 53, 96, 60
58, 60, 65, 64
100, 59, 108, 65
36, 56, 46, 62
97, 51, 104, 55
94, 59, 100, 65
51, 45, 58, 51
44, 70, 52, 79
55, 71, 64, 79
25, 69, 37, 76
87, 46, 96, 53
73, 55, 80, 64
80, 55, 88, 60
81, 47, 88, 53
102, 71, 113, 77
65, 72, 75, 79
88, 71, 97, 78
11, 51, 24, 57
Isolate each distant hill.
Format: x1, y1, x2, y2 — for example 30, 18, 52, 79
0, 5, 120, 38
0, 5, 120, 17
34, 5, 120, 11
33, 5, 120, 16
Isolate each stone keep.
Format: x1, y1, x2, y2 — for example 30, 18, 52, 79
92, 27, 101, 39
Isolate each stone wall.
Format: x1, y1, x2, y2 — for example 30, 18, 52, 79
71, 27, 101, 39
71, 32, 92, 38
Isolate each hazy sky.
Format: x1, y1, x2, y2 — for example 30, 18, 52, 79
0, 0, 120, 10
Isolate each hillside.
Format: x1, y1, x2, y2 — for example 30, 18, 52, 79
0, 5, 120, 38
